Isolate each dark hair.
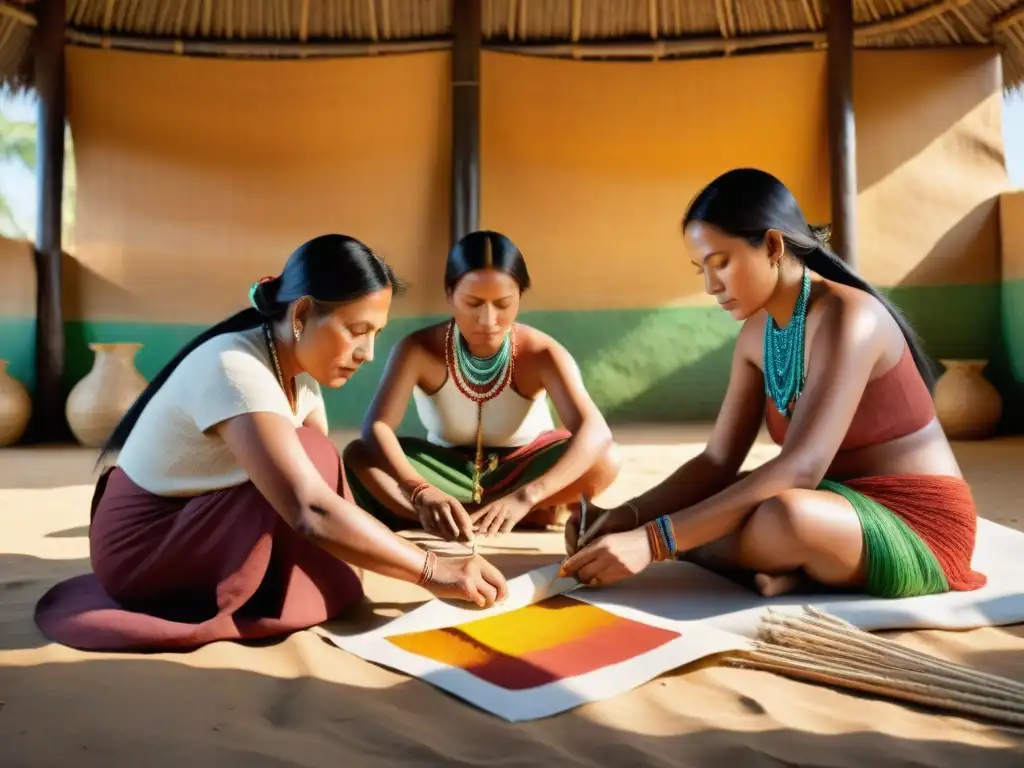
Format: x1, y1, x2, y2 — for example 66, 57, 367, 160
683, 168, 935, 391
444, 230, 531, 293
99, 234, 405, 463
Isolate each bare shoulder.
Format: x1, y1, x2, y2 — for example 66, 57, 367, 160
806, 280, 895, 367
814, 280, 886, 336
735, 312, 768, 368
514, 323, 572, 364
397, 321, 448, 363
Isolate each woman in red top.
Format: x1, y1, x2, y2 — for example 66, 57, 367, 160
562, 168, 985, 599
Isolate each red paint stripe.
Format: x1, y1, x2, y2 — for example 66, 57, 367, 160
462, 615, 680, 691
843, 474, 986, 592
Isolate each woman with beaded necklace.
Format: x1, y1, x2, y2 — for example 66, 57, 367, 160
34, 234, 508, 653
344, 230, 620, 542
562, 168, 986, 601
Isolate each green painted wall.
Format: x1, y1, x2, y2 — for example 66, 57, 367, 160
0, 281, 1012, 437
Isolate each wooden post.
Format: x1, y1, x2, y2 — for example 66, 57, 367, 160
32, 0, 69, 442
827, 0, 857, 268
451, 0, 481, 246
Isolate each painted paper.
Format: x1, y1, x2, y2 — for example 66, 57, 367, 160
321, 520, 1024, 722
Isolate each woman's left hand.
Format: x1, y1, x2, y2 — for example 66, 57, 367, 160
471, 489, 536, 536
559, 527, 653, 587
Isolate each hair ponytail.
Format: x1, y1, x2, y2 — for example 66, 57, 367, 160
97, 309, 264, 464
98, 234, 404, 465
683, 168, 936, 392
799, 243, 936, 392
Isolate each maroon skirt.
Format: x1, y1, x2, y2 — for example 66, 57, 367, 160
34, 427, 364, 652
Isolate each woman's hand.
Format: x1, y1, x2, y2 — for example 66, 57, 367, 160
559, 527, 653, 587
470, 489, 536, 536
564, 503, 637, 555
412, 486, 475, 542
427, 554, 509, 608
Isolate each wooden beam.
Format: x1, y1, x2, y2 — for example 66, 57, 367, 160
993, 3, 1024, 33
451, 0, 481, 246
32, 0, 69, 443
489, 30, 820, 58
827, 0, 857, 268
0, 2, 36, 26
65, 29, 450, 57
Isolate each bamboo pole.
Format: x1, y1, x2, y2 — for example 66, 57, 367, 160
64, 29, 451, 57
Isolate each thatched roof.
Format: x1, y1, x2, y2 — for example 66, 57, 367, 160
2, 1, 1023, 92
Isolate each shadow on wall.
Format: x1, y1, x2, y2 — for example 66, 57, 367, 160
855, 50, 1005, 193
523, 306, 740, 423
883, 199, 1003, 359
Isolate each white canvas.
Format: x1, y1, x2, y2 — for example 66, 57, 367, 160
320, 518, 1024, 722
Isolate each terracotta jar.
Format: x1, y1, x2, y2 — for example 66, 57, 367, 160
0, 360, 31, 446
66, 343, 148, 448
933, 359, 1003, 440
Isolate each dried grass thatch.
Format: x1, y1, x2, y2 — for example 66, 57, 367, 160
2, 1, 1023, 93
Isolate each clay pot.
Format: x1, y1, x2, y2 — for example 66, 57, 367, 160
66, 343, 148, 448
0, 360, 31, 447
933, 359, 1003, 440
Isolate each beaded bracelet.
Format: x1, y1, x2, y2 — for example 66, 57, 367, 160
417, 550, 437, 586
645, 515, 677, 562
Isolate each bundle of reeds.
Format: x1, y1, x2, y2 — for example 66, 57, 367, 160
727, 606, 1024, 727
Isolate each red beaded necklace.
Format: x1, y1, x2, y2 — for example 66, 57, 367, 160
444, 319, 517, 502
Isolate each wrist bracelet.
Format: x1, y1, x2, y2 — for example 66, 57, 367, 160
417, 550, 437, 586
645, 515, 677, 562
624, 501, 640, 527
409, 482, 431, 507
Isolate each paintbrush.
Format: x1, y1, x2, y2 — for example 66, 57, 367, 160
557, 495, 588, 579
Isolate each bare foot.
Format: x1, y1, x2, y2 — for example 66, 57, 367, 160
754, 572, 806, 597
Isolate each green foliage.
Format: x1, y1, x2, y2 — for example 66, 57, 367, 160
0, 110, 76, 243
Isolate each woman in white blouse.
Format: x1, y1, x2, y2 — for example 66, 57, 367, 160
35, 234, 507, 653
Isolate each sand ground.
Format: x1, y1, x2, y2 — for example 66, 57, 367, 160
1, 425, 1022, 766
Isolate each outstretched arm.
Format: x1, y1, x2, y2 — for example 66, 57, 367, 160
563, 298, 885, 580
360, 337, 430, 498
661, 298, 882, 552
514, 341, 613, 505
219, 412, 508, 607
222, 411, 432, 582
623, 319, 767, 524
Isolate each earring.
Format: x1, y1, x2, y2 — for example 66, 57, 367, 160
293, 325, 301, 342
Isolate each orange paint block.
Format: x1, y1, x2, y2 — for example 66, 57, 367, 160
387, 595, 680, 691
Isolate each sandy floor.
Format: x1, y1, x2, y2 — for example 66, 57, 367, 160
1, 425, 1023, 766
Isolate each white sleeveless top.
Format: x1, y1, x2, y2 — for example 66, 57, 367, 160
412, 376, 556, 448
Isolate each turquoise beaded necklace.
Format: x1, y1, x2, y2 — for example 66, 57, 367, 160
452, 323, 512, 389
763, 267, 811, 416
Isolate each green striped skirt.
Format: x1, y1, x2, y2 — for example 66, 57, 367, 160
348, 430, 572, 530
818, 475, 985, 599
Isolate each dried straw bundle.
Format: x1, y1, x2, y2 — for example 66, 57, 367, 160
727, 606, 1024, 727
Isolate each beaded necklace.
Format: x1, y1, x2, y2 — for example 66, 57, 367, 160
261, 322, 297, 414
763, 268, 811, 417
444, 319, 516, 502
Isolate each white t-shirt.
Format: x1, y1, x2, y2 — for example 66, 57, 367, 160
116, 326, 325, 497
